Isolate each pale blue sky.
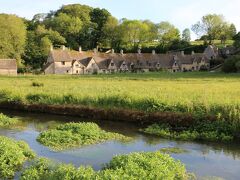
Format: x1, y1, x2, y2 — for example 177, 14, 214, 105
0, 0, 239, 39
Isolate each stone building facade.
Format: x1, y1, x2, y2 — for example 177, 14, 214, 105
0, 59, 17, 75
44, 46, 211, 75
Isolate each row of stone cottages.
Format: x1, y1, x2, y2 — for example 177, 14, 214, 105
44, 45, 217, 75
0, 45, 217, 76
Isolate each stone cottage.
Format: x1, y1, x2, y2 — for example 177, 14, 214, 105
44, 46, 211, 74
0, 59, 17, 75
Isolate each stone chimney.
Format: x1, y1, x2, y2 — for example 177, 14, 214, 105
50, 45, 53, 51
79, 46, 82, 53
191, 51, 195, 55
181, 51, 184, 56
61, 45, 66, 51
111, 49, 115, 54
120, 49, 124, 55
152, 50, 156, 55
93, 48, 97, 54
138, 49, 141, 54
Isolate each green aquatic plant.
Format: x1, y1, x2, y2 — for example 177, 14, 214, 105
0, 113, 19, 127
142, 120, 235, 142
0, 136, 35, 179
37, 122, 132, 151
20, 151, 192, 180
160, 147, 189, 154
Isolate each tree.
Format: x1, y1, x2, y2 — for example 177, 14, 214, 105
118, 20, 152, 49
102, 16, 121, 48
233, 32, 240, 48
228, 24, 237, 39
0, 14, 26, 64
24, 25, 66, 69
90, 8, 111, 48
157, 22, 180, 46
192, 14, 236, 44
46, 13, 83, 49
182, 28, 191, 42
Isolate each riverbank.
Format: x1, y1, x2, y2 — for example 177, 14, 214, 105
0, 72, 239, 139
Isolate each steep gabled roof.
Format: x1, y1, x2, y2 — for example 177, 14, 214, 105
0, 59, 17, 69
50, 50, 72, 62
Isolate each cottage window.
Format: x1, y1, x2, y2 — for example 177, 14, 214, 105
174, 62, 177, 66
76, 64, 79, 67
76, 70, 79, 74
66, 70, 69, 73
110, 62, 114, 66
61, 61, 65, 65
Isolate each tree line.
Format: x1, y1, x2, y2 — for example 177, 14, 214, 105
0, 4, 239, 70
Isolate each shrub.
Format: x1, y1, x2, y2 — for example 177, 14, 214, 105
32, 82, 44, 87
222, 55, 240, 73
21, 151, 191, 180
142, 120, 235, 142
0, 136, 35, 179
37, 122, 132, 151
0, 113, 19, 127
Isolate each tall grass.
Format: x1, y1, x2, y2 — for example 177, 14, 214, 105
0, 72, 239, 126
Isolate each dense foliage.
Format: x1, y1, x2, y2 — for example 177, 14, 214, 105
0, 113, 19, 127
142, 118, 238, 142
192, 14, 236, 44
222, 55, 240, 73
37, 122, 131, 150
21, 151, 190, 180
0, 136, 35, 179
0, 14, 26, 65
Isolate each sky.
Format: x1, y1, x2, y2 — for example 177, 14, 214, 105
0, 0, 239, 40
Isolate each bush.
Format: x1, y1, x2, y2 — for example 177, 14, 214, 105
0, 136, 35, 179
222, 55, 240, 73
0, 113, 19, 127
37, 122, 132, 151
142, 120, 235, 142
32, 82, 44, 87
21, 151, 191, 180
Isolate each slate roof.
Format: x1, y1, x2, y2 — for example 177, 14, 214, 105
49, 49, 207, 69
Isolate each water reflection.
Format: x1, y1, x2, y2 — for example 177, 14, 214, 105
0, 109, 240, 180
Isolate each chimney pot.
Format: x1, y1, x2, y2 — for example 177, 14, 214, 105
138, 49, 141, 54
61, 45, 66, 50
181, 51, 184, 56
93, 48, 97, 54
79, 46, 82, 53
152, 50, 156, 55
50, 45, 53, 51
191, 51, 195, 55
112, 49, 115, 54
120, 49, 124, 55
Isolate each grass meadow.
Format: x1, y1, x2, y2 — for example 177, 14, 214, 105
0, 72, 239, 119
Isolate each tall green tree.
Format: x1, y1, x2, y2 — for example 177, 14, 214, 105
90, 8, 111, 48
102, 16, 121, 49
0, 14, 26, 64
157, 21, 180, 46
24, 25, 66, 69
45, 13, 83, 49
119, 20, 151, 48
182, 28, 191, 42
192, 14, 236, 44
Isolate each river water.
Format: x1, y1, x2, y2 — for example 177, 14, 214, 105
0, 109, 240, 180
